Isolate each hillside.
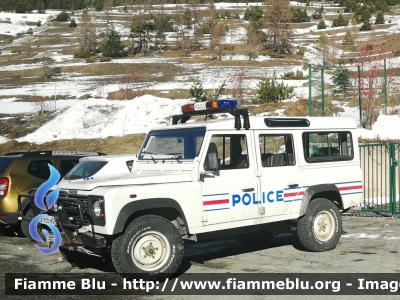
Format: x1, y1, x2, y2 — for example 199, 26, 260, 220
1, 1, 400, 153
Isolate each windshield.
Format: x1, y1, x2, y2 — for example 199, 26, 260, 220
63, 161, 108, 180
0, 158, 14, 174
138, 127, 206, 160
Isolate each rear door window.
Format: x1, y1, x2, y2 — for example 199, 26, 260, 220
64, 161, 108, 180
27, 160, 54, 180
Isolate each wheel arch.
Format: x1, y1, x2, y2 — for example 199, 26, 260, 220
299, 184, 343, 217
112, 198, 189, 236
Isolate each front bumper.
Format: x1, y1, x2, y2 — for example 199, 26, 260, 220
17, 191, 107, 249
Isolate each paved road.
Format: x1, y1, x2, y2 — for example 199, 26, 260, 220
1, 215, 400, 300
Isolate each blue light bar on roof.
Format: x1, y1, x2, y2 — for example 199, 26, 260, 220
181, 99, 238, 113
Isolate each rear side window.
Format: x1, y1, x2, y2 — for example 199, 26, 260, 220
64, 161, 108, 180
27, 160, 53, 180
303, 131, 354, 163
60, 160, 79, 177
0, 158, 14, 174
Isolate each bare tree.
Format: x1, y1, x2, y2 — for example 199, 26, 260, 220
263, 0, 294, 54
318, 33, 333, 69
75, 9, 97, 57
210, 22, 226, 60
245, 21, 263, 60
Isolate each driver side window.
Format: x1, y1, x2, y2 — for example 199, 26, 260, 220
203, 134, 249, 170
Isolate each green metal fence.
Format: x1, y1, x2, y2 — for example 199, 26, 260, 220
359, 143, 399, 214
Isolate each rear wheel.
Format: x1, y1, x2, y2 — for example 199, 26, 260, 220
111, 215, 184, 280
297, 198, 342, 252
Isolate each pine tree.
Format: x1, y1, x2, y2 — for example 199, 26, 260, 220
317, 19, 326, 29
69, 18, 77, 28
101, 26, 126, 58
332, 68, 351, 94
37, 0, 45, 13
375, 11, 385, 25
342, 30, 354, 45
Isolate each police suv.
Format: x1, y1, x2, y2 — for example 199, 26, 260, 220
20, 100, 362, 278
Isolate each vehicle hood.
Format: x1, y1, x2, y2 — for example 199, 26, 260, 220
57, 172, 194, 191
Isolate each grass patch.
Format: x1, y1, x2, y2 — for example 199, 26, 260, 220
0, 133, 147, 156
63, 63, 182, 82
152, 89, 190, 99
0, 111, 58, 139
245, 103, 286, 115
283, 98, 344, 117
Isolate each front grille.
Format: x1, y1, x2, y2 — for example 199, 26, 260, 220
58, 191, 90, 226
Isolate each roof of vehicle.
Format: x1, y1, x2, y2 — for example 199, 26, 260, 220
1, 151, 106, 159
150, 116, 358, 131
78, 154, 137, 162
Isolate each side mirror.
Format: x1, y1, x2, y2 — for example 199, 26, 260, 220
208, 152, 219, 171
200, 152, 219, 182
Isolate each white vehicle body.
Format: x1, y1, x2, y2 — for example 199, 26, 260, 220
32, 101, 362, 277
58, 154, 136, 186
57, 116, 362, 236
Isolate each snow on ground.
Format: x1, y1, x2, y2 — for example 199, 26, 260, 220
0, 11, 58, 36
2, 4, 400, 144
13, 95, 189, 144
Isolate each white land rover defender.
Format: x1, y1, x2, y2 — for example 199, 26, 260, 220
20, 99, 362, 278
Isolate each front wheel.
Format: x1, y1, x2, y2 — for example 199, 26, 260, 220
297, 198, 342, 252
111, 215, 184, 280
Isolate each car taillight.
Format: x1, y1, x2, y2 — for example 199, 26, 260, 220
0, 178, 9, 196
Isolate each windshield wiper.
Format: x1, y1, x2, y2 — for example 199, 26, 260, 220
67, 175, 83, 179
166, 153, 182, 163
141, 151, 157, 163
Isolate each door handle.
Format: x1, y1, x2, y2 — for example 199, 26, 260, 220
242, 187, 254, 192
287, 183, 298, 188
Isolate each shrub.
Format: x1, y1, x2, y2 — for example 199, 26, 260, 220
317, 20, 326, 29
189, 78, 226, 102
69, 18, 77, 28
243, 6, 263, 22
55, 11, 69, 22
252, 72, 295, 104
281, 70, 306, 80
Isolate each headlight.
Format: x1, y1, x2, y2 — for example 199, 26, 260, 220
93, 201, 101, 217
53, 201, 58, 212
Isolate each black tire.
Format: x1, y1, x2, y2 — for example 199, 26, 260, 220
59, 247, 111, 269
111, 215, 184, 280
21, 208, 35, 240
297, 198, 342, 252
236, 230, 274, 247
21, 208, 46, 241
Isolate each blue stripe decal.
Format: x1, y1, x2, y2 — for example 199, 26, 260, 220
203, 208, 230, 212
203, 193, 229, 197
294, 199, 303, 201
334, 181, 362, 185
341, 192, 363, 195
284, 200, 293, 202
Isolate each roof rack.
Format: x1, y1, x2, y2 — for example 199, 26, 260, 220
172, 99, 250, 130
4, 151, 106, 157
3, 152, 26, 156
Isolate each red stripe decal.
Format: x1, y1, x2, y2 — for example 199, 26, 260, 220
284, 191, 305, 197
338, 185, 362, 191
203, 199, 230, 206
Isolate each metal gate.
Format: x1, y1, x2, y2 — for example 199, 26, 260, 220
359, 143, 399, 214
